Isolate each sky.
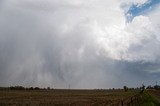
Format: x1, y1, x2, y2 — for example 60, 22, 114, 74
126, 0, 160, 22
0, 0, 160, 89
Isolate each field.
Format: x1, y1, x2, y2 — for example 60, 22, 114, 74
0, 89, 159, 106
148, 90, 160, 104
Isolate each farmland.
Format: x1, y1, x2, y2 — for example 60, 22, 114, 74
0, 89, 138, 106
0, 89, 159, 106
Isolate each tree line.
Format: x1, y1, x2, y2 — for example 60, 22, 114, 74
0, 84, 160, 91
0, 86, 51, 90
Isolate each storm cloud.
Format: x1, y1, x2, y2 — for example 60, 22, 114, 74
0, 0, 160, 88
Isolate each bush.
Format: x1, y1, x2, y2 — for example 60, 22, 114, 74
123, 86, 128, 92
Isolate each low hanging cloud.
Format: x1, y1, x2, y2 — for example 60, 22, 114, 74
0, 0, 160, 88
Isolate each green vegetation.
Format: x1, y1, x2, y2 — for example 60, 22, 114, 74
137, 91, 160, 106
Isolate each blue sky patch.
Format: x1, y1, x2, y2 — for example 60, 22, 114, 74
126, 0, 160, 22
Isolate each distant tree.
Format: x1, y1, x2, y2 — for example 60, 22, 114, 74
146, 85, 153, 89
140, 84, 145, 93
34, 87, 40, 90
9, 86, 25, 90
0, 87, 10, 90
28, 87, 34, 90
154, 85, 160, 90
47, 87, 50, 90
142, 84, 145, 90
123, 86, 128, 92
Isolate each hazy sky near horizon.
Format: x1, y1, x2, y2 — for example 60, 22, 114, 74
0, 0, 160, 88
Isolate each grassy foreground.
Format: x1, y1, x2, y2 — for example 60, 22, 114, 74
137, 91, 160, 106
0, 89, 138, 106
0, 89, 159, 106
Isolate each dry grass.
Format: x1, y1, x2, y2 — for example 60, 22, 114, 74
0, 89, 139, 106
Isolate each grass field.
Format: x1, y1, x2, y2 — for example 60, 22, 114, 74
0, 89, 139, 106
148, 90, 160, 101
134, 91, 160, 106
0, 89, 159, 106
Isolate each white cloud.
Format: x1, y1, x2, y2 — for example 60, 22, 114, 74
120, 0, 149, 6
97, 14, 160, 62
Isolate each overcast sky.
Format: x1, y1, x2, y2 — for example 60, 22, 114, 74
0, 0, 160, 89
